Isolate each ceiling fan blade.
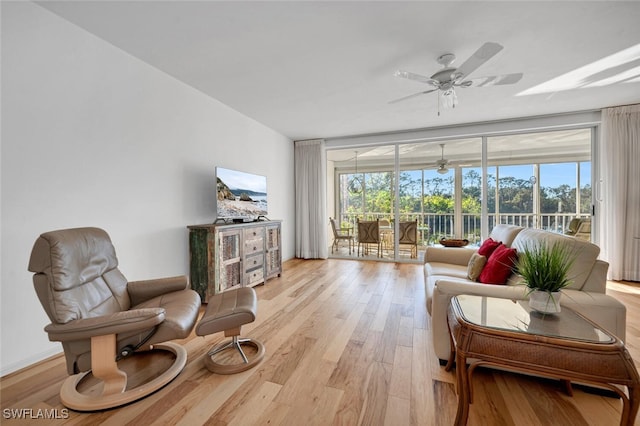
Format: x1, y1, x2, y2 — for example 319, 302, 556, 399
453, 42, 504, 80
394, 70, 439, 86
464, 73, 524, 87
388, 89, 438, 104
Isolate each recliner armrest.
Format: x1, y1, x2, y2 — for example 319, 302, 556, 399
44, 308, 165, 341
128, 275, 190, 306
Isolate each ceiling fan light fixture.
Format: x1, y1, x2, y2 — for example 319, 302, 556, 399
440, 89, 458, 109
348, 151, 363, 194
436, 143, 449, 173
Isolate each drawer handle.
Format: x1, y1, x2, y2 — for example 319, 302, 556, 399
253, 246, 257, 251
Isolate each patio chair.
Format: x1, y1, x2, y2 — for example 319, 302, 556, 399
357, 219, 380, 257
565, 217, 591, 240
399, 220, 418, 258
330, 218, 354, 254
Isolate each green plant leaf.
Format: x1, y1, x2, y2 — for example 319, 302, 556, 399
515, 241, 577, 293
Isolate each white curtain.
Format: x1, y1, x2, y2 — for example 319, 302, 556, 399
295, 139, 328, 259
598, 104, 640, 281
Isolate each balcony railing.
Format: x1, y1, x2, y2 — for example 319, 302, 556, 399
339, 212, 589, 246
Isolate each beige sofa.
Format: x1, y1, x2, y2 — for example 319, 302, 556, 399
424, 224, 626, 361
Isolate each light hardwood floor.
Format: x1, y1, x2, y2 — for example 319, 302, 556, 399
2, 259, 639, 425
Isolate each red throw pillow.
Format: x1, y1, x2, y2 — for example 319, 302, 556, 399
479, 244, 518, 285
477, 237, 501, 258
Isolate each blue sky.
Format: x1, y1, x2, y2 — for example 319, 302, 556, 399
217, 167, 267, 193
402, 162, 591, 189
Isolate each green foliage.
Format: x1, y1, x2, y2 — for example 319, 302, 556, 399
498, 176, 533, 213
423, 194, 453, 213
340, 165, 592, 220
462, 197, 481, 213
515, 242, 577, 292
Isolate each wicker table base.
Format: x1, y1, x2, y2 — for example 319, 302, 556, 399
447, 295, 640, 426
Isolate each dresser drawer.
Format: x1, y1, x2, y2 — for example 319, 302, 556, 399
245, 253, 264, 272
246, 267, 264, 286
244, 237, 264, 255
245, 227, 265, 240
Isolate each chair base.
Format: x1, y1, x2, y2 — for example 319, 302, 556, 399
59, 342, 186, 411
332, 238, 354, 254
204, 336, 265, 375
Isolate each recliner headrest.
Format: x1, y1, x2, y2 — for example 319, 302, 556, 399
28, 227, 118, 291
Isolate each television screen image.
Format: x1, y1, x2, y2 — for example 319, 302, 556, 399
216, 167, 267, 220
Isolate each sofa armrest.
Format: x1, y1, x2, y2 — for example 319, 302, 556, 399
562, 289, 626, 341
580, 260, 609, 293
435, 279, 530, 299
44, 308, 165, 341
424, 246, 476, 266
429, 279, 529, 360
128, 275, 190, 306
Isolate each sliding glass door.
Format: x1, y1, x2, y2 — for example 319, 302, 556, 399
332, 146, 397, 259
327, 127, 593, 263
487, 129, 592, 235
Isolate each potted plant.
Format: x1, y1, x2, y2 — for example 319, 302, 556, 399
515, 241, 577, 314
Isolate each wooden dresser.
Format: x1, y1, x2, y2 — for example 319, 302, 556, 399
187, 221, 282, 302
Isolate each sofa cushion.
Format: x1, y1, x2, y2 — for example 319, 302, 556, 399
511, 228, 599, 290
478, 238, 501, 258
467, 253, 487, 281
479, 244, 518, 284
489, 224, 524, 247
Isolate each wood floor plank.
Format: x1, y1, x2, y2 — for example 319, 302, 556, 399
466, 369, 514, 426
389, 345, 412, 400
248, 399, 291, 426
323, 302, 367, 363
280, 385, 344, 426
328, 341, 366, 425
225, 380, 282, 426
358, 361, 392, 426
378, 303, 403, 365
1, 259, 637, 426
397, 313, 414, 348
432, 379, 457, 426
383, 395, 410, 426
410, 327, 436, 426
493, 370, 544, 425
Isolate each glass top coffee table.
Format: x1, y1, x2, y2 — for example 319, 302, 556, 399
447, 294, 639, 426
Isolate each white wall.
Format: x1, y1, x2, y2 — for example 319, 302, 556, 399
0, 2, 295, 375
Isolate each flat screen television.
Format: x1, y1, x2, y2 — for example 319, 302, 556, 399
215, 166, 267, 221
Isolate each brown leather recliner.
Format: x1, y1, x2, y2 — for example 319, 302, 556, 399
28, 227, 201, 411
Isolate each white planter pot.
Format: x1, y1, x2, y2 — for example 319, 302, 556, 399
528, 290, 562, 314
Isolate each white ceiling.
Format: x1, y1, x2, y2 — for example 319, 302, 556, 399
37, 1, 640, 141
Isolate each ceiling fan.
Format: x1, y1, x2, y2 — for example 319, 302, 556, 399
390, 42, 523, 113
436, 144, 450, 174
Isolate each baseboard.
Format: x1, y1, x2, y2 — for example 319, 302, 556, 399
0, 347, 62, 378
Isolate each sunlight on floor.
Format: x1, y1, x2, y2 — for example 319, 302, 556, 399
607, 280, 640, 295
329, 242, 425, 263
